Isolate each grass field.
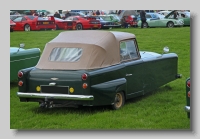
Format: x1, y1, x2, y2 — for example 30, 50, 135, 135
10, 27, 190, 129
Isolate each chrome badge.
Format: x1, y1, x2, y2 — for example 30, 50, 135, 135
51, 78, 58, 80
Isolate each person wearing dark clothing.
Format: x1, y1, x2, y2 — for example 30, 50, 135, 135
173, 11, 179, 19
65, 11, 71, 19
96, 10, 100, 15
140, 10, 147, 28
54, 12, 61, 18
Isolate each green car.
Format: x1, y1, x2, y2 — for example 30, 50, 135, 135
16, 30, 182, 109
10, 44, 40, 82
185, 77, 190, 118
138, 11, 184, 28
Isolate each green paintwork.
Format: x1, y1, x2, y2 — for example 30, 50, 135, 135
10, 47, 40, 82
17, 51, 179, 108
137, 18, 184, 28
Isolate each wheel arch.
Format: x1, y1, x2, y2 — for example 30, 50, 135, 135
24, 23, 31, 31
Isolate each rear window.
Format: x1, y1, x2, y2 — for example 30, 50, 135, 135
49, 48, 83, 62
27, 15, 36, 20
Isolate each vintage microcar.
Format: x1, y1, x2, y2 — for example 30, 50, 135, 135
16, 30, 181, 109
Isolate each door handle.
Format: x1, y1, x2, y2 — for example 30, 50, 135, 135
126, 74, 132, 76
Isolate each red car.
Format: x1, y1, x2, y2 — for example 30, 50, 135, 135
65, 16, 101, 30
123, 15, 138, 27
10, 15, 56, 31
10, 19, 16, 32
54, 17, 76, 30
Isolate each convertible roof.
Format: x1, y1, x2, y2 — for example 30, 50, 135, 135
36, 30, 136, 70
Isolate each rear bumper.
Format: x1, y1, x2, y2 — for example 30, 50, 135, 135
17, 92, 94, 101
184, 106, 190, 112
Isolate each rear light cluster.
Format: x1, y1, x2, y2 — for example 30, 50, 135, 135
18, 71, 23, 87
82, 73, 88, 89
89, 21, 100, 24
187, 79, 190, 98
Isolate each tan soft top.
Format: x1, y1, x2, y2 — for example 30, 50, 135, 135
36, 30, 136, 70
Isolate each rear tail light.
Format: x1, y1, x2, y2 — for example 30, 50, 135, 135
18, 81, 23, 86
188, 91, 190, 98
18, 71, 23, 78
82, 83, 88, 89
82, 73, 88, 80
187, 80, 190, 88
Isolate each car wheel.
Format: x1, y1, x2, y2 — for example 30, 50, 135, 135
111, 92, 125, 110
76, 24, 83, 30
167, 22, 174, 28
56, 24, 59, 30
24, 24, 31, 31
143, 22, 148, 28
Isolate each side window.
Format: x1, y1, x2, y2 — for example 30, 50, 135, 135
13, 17, 23, 22
146, 14, 151, 18
22, 17, 27, 21
120, 40, 139, 61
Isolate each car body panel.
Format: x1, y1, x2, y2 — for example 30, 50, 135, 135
10, 15, 56, 31
137, 13, 184, 28
10, 19, 16, 32
53, 17, 76, 30
65, 16, 101, 30
16, 30, 180, 109
88, 16, 121, 29
10, 47, 40, 81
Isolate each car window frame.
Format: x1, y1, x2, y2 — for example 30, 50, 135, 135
119, 39, 140, 62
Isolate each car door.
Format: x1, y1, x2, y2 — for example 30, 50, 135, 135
13, 16, 27, 31
120, 39, 144, 99
148, 14, 159, 27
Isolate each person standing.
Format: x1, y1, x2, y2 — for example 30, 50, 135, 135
96, 10, 100, 15
54, 12, 61, 18
65, 11, 71, 19
173, 11, 179, 19
140, 10, 147, 28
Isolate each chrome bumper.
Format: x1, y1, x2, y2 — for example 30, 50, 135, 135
185, 106, 190, 112
17, 92, 94, 101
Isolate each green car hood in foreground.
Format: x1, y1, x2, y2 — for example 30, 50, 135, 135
10, 47, 40, 81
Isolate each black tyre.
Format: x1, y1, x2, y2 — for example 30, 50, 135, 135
111, 92, 125, 110
56, 24, 59, 30
24, 24, 31, 31
76, 24, 83, 30
143, 22, 148, 28
167, 22, 174, 28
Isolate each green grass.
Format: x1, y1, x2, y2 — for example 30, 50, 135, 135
10, 27, 190, 129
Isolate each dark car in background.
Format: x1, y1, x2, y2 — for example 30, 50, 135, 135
88, 15, 121, 29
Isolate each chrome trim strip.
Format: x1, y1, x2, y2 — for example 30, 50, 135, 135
184, 106, 190, 112
17, 92, 94, 100
10, 56, 40, 63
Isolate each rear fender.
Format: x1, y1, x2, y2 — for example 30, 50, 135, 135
91, 78, 127, 105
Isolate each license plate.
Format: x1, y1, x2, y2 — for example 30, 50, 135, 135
94, 25, 97, 27
40, 85, 69, 94
43, 22, 49, 24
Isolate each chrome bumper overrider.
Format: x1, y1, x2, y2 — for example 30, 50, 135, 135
185, 106, 190, 112
17, 92, 94, 101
